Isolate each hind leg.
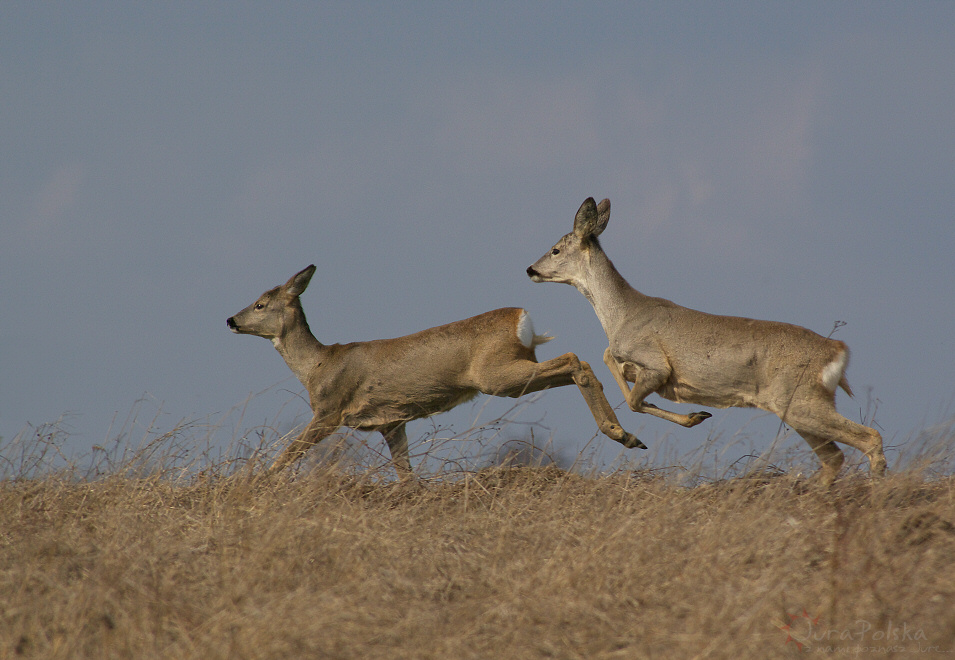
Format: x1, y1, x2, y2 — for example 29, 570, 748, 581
471, 352, 645, 449
815, 413, 885, 477
797, 432, 845, 486
785, 403, 886, 479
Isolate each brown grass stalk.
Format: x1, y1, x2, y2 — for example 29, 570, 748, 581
2, 415, 954, 658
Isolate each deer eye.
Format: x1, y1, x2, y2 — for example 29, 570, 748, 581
254, 303, 265, 310
551, 248, 560, 255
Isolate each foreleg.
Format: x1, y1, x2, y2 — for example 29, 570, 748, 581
380, 422, 413, 476
269, 414, 339, 474
602, 347, 711, 428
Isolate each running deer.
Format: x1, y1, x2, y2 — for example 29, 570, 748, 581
227, 264, 643, 475
527, 198, 886, 484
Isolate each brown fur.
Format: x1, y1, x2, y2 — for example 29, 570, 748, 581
528, 198, 886, 484
228, 265, 644, 475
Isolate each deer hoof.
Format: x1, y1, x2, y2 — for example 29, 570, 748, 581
687, 411, 712, 427
622, 432, 647, 450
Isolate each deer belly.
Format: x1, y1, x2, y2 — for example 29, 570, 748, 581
655, 373, 760, 409
341, 387, 480, 429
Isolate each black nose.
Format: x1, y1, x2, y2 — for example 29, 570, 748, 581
226, 317, 237, 329
526, 266, 537, 278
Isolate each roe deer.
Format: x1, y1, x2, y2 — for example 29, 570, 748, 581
227, 264, 644, 475
527, 198, 886, 484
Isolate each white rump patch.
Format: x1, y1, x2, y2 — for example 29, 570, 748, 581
820, 349, 848, 392
516, 310, 536, 348
516, 309, 554, 349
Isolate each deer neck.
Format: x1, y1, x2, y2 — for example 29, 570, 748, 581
577, 246, 643, 336
271, 310, 324, 385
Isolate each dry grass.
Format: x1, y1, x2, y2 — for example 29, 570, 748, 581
2, 425, 955, 659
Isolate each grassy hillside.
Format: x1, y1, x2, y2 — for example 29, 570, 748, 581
2, 415, 955, 659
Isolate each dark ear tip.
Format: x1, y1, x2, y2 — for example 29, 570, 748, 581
287, 264, 317, 293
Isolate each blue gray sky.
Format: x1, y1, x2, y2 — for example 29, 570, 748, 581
2, 3, 954, 472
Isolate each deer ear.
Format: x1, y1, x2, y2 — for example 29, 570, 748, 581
573, 197, 597, 237
286, 264, 316, 296
573, 197, 608, 238
595, 198, 611, 234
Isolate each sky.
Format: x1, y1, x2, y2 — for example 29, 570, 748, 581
2, 3, 954, 476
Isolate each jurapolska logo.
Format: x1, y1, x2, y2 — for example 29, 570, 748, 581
776, 609, 819, 651
772, 610, 943, 653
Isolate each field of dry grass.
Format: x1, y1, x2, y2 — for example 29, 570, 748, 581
2, 423, 955, 659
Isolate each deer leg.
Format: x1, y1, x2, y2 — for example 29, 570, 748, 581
785, 405, 886, 479
830, 415, 886, 477
269, 416, 338, 474
602, 348, 711, 428
571, 359, 647, 449
473, 352, 645, 450
798, 433, 846, 487
380, 422, 413, 476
